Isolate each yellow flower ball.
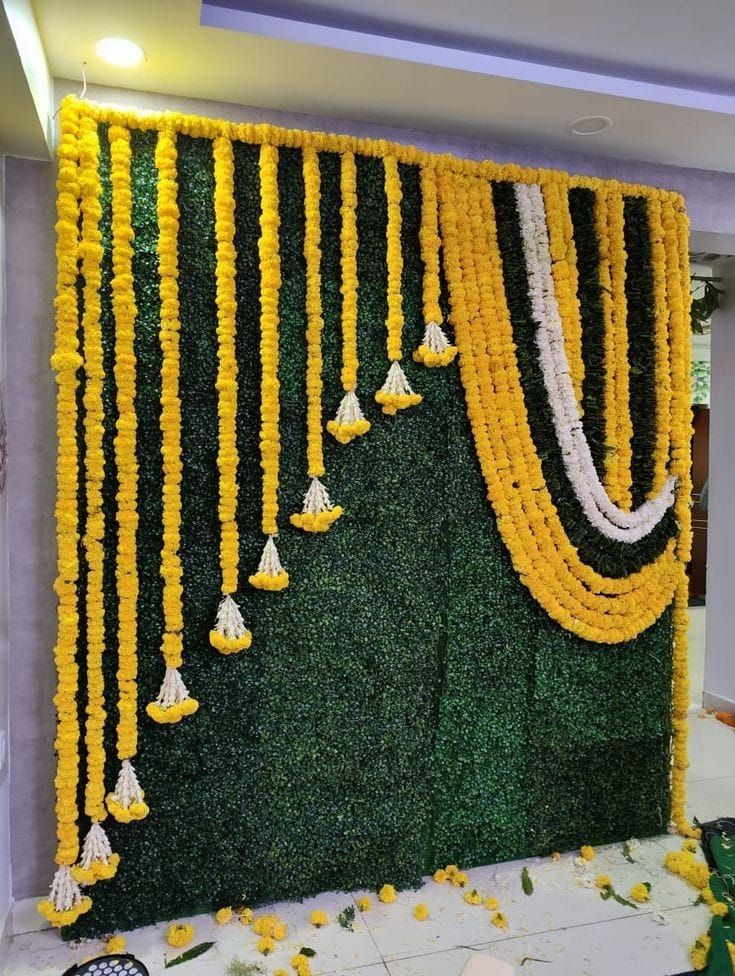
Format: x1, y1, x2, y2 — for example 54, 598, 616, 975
357, 896, 372, 912
379, 884, 397, 904
463, 889, 482, 906
257, 935, 275, 955
166, 922, 194, 949
689, 933, 711, 971
580, 845, 596, 862
595, 875, 612, 889
105, 935, 126, 954
433, 868, 449, 884
453, 871, 469, 888
413, 903, 429, 921
681, 839, 699, 853
711, 901, 729, 917
215, 906, 232, 925
491, 911, 508, 930
239, 907, 254, 925
484, 897, 499, 911
445, 864, 459, 877
630, 883, 650, 903
310, 909, 329, 928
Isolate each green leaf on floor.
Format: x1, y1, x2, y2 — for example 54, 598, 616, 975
299, 947, 317, 957
338, 905, 356, 931
521, 867, 534, 896
165, 941, 216, 968
600, 884, 638, 910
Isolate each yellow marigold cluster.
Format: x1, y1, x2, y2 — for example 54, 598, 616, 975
310, 909, 329, 927
436, 170, 682, 643
378, 884, 397, 904
252, 913, 288, 940
147, 697, 199, 725
72, 852, 120, 886
689, 932, 711, 971
629, 882, 650, 903
646, 197, 673, 497
166, 922, 195, 948
302, 146, 326, 480
338, 151, 359, 393
580, 845, 596, 862
209, 630, 251, 654
664, 850, 710, 891
106, 935, 126, 953
383, 156, 404, 362
291, 509, 343, 533
291, 953, 312, 976
414, 166, 457, 368
463, 889, 482, 906
215, 906, 233, 925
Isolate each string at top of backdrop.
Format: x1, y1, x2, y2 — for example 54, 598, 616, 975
39, 96, 694, 927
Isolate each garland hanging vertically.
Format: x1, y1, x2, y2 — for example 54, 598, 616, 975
375, 156, 422, 414
209, 135, 253, 653
146, 129, 199, 723
249, 143, 289, 590
647, 196, 673, 499
291, 146, 343, 532
327, 150, 371, 443
413, 165, 457, 368
105, 124, 149, 823
39, 97, 94, 930
73, 114, 120, 886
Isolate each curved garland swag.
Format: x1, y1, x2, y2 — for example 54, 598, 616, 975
41, 96, 696, 924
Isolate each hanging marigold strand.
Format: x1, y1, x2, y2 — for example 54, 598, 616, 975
414, 164, 457, 368
375, 156, 422, 415
607, 190, 634, 510
105, 125, 149, 823
249, 143, 289, 590
146, 129, 198, 723
594, 189, 621, 504
291, 146, 343, 533
209, 135, 253, 652
327, 150, 370, 444
38, 97, 93, 930
647, 195, 673, 497
70, 115, 120, 887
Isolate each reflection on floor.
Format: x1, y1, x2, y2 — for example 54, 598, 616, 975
6, 609, 731, 976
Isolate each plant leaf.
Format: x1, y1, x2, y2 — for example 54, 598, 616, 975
300, 947, 317, 957
165, 941, 216, 968
622, 841, 635, 863
521, 867, 534, 896
338, 904, 356, 931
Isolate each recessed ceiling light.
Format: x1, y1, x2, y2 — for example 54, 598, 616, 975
569, 115, 613, 136
95, 37, 145, 68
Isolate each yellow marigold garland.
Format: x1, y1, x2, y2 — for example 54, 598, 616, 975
607, 190, 634, 510
39, 97, 93, 930
146, 129, 199, 723
209, 135, 253, 653
375, 156, 422, 415
647, 196, 673, 498
249, 144, 289, 590
105, 124, 149, 824
542, 178, 584, 406
326, 150, 371, 444
291, 146, 343, 533
413, 164, 457, 368
70, 115, 120, 888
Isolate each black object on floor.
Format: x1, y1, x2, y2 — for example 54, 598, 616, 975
696, 817, 735, 871
61, 954, 149, 976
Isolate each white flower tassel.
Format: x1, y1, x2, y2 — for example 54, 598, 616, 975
37, 865, 92, 927
209, 593, 253, 654
71, 821, 120, 885
413, 321, 458, 367
106, 759, 149, 822
326, 389, 371, 444
249, 535, 289, 591
146, 666, 199, 724
375, 361, 423, 415
291, 477, 344, 533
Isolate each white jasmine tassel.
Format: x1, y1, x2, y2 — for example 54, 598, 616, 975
249, 535, 289, 591
106, 759, 149, 822
37, 865, 92, 928
209, 593, 252, 654
291, 477, 343, 533
326, 389, 371, 444
146, 666, 199, 724
375, 361, 423, 415
413, 321, 458, 367
72, 821, 120, 885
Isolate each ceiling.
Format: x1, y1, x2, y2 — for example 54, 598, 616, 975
24, 0, 735, 171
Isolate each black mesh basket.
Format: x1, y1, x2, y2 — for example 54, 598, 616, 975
61, 954, 149, 976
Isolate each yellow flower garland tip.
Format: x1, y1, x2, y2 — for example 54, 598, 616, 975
376, 361, 422, 416
328, 391, 370, 443
413, 903, 429, 921
106, 759, 148, 822
249, 535, 289, 590
105, 935, 126, 954
209, 594, 252, 654
146, 667, 199, 724
291, 477, 343, 533
166, 922, 195, 948
71, 822, 120, 885
413, 322, 458, 368
37, 866, 92, 929
71, 853, 120, 885
378, 883, 397, 904
310, 909, 329, 927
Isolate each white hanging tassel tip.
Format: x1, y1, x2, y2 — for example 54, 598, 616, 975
106, 759, 149, 822
375, 361, 423, 415
210, 593, 252, 654
413, 321, 458, 367
327, 389, 371, 443
37, 865, 92, 928
291, 477, 343, 533
249, 535, 290, 591
146, 666, 199, 724
72, 821, 120, 885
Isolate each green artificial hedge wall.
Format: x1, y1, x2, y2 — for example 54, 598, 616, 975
71, 129, 673, 936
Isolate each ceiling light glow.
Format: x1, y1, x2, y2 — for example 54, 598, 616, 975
569, 115, 613, 136
95, 37, 145, 68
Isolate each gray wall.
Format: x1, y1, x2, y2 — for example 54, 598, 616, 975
6, 81, 735, 901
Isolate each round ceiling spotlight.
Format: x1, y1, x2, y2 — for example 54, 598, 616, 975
568, 115, 613, 136
95, 37, 145, 68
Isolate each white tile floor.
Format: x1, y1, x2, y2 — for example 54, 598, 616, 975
5, 609, 735, 976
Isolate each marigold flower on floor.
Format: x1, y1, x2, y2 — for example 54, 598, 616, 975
491, 911, 508, 930
166, 922, 194, 948
580, 845, 596, 862
357, 896, 371, 912
215, 906, 232, 925
258, 935, 275, 955
413, 903, 429, 921
463, 889, 482, 906
105, 935, 125, 953
379, 884, 397, 904
630, 882, 650, 903
484, 897, 499, 911
595, 874, 612, 889
310, 909, 329, 927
